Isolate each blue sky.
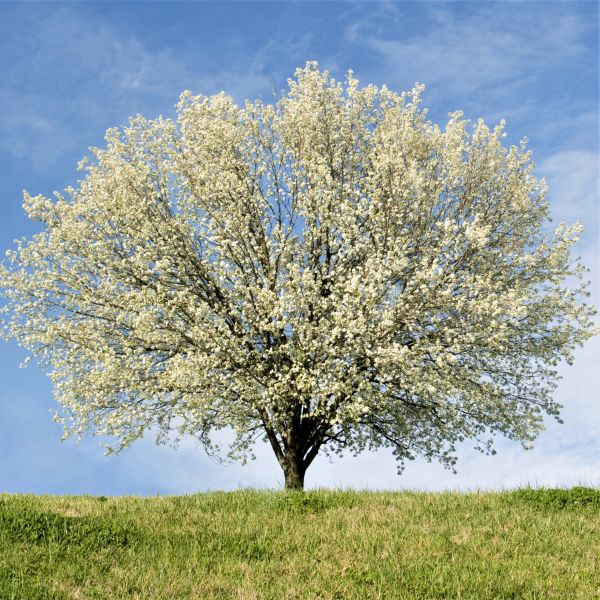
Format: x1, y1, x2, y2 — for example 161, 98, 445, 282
0, 1, 598, 495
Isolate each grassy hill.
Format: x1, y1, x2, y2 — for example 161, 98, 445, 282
1, 487, 599, 599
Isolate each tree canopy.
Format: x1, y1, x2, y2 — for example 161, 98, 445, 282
1, 63, 596, 489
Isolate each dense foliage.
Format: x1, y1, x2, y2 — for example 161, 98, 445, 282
1, 63, 595, 488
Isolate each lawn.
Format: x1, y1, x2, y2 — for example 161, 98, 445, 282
1, 487, 599, 599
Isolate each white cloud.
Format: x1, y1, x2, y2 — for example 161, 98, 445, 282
349, 3, 589, 98
539, 150, 599, 299
541, 150, 599, 233
0, 9, 186, 170
0, 5, 277, 173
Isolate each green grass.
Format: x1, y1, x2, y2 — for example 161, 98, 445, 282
1, 487, 599, 599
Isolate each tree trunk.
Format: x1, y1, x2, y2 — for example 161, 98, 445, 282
259, 410, 323, 491
283, 459, 305, 491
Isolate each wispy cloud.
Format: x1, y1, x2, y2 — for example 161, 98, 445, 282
0, 5, 188, 171
541, 150, 599, 233
347, 3, 590, 96
540, 149, 600, 301
0, 4, 283, 174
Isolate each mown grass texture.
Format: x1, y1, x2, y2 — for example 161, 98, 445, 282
1, 487, 599, 599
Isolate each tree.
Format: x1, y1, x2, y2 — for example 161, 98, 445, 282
0, 63, 596, 490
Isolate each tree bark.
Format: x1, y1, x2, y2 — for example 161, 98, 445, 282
283, 459, 305, 490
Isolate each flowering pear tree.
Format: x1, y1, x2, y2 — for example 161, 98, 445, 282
1, 63, 596, 490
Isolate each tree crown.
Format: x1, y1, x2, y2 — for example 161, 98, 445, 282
1, 63, 596, 488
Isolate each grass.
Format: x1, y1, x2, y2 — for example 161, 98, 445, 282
1, 487, 599, 599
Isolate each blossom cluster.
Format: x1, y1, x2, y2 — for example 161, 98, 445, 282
1, 63, 596, 478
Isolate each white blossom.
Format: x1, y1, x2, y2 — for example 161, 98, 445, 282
0, 63, 596, 489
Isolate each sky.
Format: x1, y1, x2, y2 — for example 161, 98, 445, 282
0, 1, 598, 495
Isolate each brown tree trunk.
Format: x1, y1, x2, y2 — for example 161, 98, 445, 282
259, 408, 324, 491
283, 458, 305, 490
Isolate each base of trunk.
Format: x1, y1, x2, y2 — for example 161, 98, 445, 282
284, 465, 305, 490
